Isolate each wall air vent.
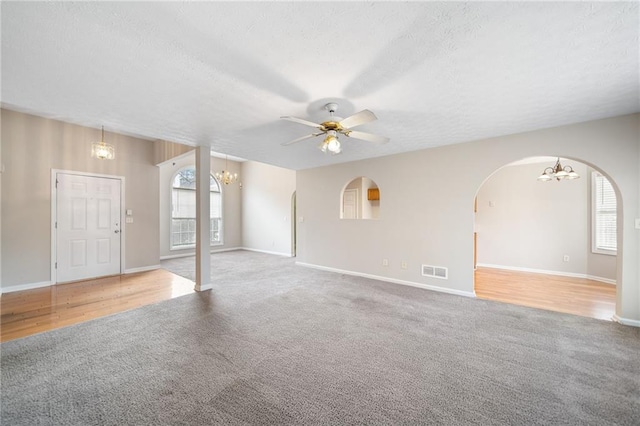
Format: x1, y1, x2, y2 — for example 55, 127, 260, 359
422, 264, 448, 280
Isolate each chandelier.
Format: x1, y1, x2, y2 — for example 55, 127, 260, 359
91, 126, 115, 160
214, 156, 239, 185
319, 130, 342, 154
537, 158, 580, 181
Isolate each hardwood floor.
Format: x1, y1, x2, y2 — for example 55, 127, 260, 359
0, 269, 195, 342
475, 267, 616, 321
1, 266, 617, 343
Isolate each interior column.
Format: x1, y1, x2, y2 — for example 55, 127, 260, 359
195, 146, 212, 291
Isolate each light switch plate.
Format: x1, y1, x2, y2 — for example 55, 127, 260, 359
126, 209, 133, 216
126, 217, 134, 224
636, 218, 640, 229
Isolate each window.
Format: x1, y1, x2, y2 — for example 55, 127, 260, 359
592, 172, 616, 254
171, 168, 222, 249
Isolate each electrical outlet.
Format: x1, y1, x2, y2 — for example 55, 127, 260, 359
563, 255, 570, 262
382, 259, 389, 267
401, 261, 408, 269
635, 218, 640, 229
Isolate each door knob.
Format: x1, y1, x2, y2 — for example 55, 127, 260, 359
114, 230, 120, 234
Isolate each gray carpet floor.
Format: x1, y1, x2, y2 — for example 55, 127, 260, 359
2, 250, 639, 425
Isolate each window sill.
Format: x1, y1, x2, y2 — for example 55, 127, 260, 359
170, 243, 224, 251
592, 248, 617, 256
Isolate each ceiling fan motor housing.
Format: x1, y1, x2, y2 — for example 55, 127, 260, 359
324, 103, 338, 114
322, 103, 343, 130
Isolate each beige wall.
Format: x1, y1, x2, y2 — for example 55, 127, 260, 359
475, 161, 616, 281
154, 140, 194, 165
1, 109, 160, 289
296, 114, 640, 322
476, 161, 588, 274
158, 151, 242, 258
241, 161, 296, 256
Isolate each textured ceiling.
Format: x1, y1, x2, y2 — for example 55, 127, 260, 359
2, 2, 638, 170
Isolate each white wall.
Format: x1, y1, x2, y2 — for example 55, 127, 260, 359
296, 114, 640, 323
241, 161, 296, 256
0, 116, 3, 288
158, 151, 242, 258
1, 109, 160, 290
361, 177, 379, 220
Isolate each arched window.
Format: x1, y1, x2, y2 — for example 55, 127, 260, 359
171, 167, 222, 249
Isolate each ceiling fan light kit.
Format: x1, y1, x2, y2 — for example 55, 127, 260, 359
320, 130, 342, 154
281, 102, 389, 155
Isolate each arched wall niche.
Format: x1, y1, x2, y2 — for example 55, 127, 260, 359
340, 176, 380, 220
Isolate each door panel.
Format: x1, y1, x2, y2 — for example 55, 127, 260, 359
343, 189, 357, 219
57, 173, 121, 282
96, 239, 111, 264
70, 240, 87, 267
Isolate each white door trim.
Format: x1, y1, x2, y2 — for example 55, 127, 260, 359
51, 169, 126, 284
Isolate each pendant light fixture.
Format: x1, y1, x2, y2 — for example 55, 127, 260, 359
91, 126, 115, 160
537, 158, 580, 181
214, 156, 239, 185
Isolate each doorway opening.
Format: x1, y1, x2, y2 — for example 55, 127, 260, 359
291, 191, 297, 257
473, 157, 618, 320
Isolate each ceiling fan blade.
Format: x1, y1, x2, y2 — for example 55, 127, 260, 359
344, 130, 389, 144
281, 132, 324, 146
338, 109, 377, 129
281, 116, 324, 129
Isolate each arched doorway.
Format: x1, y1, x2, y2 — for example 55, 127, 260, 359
291, 191, 297, 257
473, 156, 619, 320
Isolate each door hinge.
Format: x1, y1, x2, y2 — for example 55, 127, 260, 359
55, 222, 57, 229
55, 179, 59, 188
55, 262, 57, 269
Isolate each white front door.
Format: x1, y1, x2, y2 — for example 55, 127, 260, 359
343, 189, 358, 219
56, 173, 122, 283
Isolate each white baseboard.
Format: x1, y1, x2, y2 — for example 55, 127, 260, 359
241, 247, 293, 257
612, 315, 640, 328
585, 275, 616, 285
296, 262, 476, 298
124, 265, 161, 274
160, 247, 243, 260
476, 263, 616, 285
1, 280, 53, 294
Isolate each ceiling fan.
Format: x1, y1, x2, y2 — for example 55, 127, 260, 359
281, 103, 389, 155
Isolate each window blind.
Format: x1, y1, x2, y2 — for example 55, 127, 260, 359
593, 173, 616, 252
